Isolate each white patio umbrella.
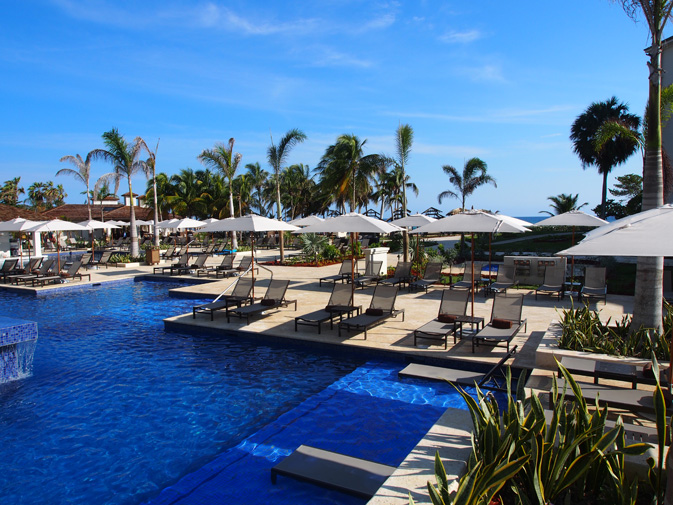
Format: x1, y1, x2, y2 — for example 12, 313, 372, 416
78, 220, 119, 258
391, 214, 437, 265
200, 214, 300, 296
203, 218, 220, 224
26, 219, 89, 271
289, 215, 324, 227
411, 211, 530, 318
298, 212, 403, 291
0, 218, 46, 261
157, 218, 205, 230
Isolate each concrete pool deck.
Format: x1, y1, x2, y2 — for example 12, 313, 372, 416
0, 249, 642, 504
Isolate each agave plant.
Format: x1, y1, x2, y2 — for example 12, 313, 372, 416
299, 233, 328, 265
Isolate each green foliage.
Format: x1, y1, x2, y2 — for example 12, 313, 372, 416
321, 244, 340, 261
109, 253, 144, 263
436, 243, 458, 266
299, 233, 328, 262
421, 366, 650, 505
388, 234, 403, 253
557, 303, 672, 360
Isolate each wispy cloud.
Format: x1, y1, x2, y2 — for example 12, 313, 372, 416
455, 63, 507, 83
382, 105, 576, 125
438, 29, 482, 44
297, 46, 373, 68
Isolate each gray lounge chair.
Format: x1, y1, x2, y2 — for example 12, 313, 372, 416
580, 266, 607, 304
79, 253, 93, 268
338, 285, 404, 339
31, 260, 90, 287
227, 279, 296, 324
413, 288, 470, 349
89, 250, 113, 269
271, 445, 395, 499
192, 277, 255, 320
153, 253, 189, 275
485, 265, 518, 296
11, 258, 55, 285
469, 294, 526, 353
295, 283, 359, 334
559, 355, 669, 389
452, 263, 481, 290
319, 259, 354, 287
197, 252, 237, 278
399, 345, 518, 391
231, 256, 258, 277
409, 261, 443, 292
171, 254, 209, 276
535, 265, 565, 300
378, 261, 413, 289
353, 260, 384, 289
0, 258, 20, 283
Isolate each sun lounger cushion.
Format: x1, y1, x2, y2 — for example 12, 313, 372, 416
438, 314, 457, 323
366, 308, 383, 316
492, 318, 512, 329
261, 299, 276, 306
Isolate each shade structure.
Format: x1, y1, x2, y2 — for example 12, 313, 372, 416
390, 213, 437, 228
0, 218, 47, 261
78, 220, 120, 258
133, 219, 154, 226
202, 218, 220, 224
26, 219, 89, 271
411, 211, 530, 318
557, 204, 673, 257
289, 215, 324, 227
200, 215, 300, 296
157, 218, 205, 230
489, 213, 533, 229
535, 210, 608, 228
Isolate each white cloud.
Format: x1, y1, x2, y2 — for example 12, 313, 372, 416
455, 63, 507, 83
439, 29, 482, 44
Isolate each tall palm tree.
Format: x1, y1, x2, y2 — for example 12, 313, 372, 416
245, 162, 269, 215
268, 128, 306, 260
57, 152, 95, 220
570, 97, 641, 218
438, 157, 497, 210
0, 177, 24, 206
539, 193, 588, 216
281, 163, 316, 219
145, 172, 174, 221
198, 139, 242, 249
233, 173, 253, 216
614, 2, 673, 339
92, 128, 148, 257
396, 123, 414, 261
165, 169, 207, 219
137, 138, 160, 246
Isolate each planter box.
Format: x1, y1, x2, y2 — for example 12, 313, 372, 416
146, 248, 160, 265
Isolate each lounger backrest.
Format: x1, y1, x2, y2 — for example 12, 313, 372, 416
491, 294, 524, 324
64, 261, 82, 277
231, 276, 254, 298
193, 254, 208, 268
263, 279, 290, 302
2, 259, 18, 272
337, 259, 353, 275
328, 283, 354, 307
364, 260, 383, 277
584, 267, 606, 290
369, 285, 398, 313
40, 258, 55, 274
423, 261, 443, 281
164, 246, 175, 257
237, 256, 252, 271
220, 253, 236, 268
461, 263, 480, 282
26, 257, 41, 271
175, 253, 189, 266
392, 261, 412, 278
80, 253, 92, 265
438, 288, 469, 316
99, 251, 112, 262
496, 265, 515, 283
543, 266, 565, 287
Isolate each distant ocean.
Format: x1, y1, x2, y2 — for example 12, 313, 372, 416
515, 216, 546, 224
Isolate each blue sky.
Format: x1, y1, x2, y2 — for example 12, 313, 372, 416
0, 1, 663, 217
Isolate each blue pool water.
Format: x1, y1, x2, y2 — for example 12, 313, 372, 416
0, 280, 483, 505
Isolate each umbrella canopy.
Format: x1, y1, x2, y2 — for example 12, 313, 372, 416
26, 219, 89, 270
557, 204, 673, 257
77, 219, 119, 230
133, 219, 154, 226
535, 210, 608, 228
203, 218, 220, 224
289, 215, 324, 227
157, 218, 205, 230
200, 214, 299, 233
390, 213, 437, 228
489, 213, 533, 229
0, 217, 46, 232
297, 212, 402, 235
410, 210, 530, 235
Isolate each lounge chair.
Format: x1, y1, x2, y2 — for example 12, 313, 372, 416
89, 250, 113, 269
11, 258, 55, 285
399, 345, 518, 391
378, 261, 413, 289
7, 257, 43, 280
413, 288, 469, 349
192, 277, 255, 320
172, 254, 209, 276
451, 263, 481, 291
31, 260, 91, 287
232, 256, 258, 276
0, 258, 20, 283
295, 283, 359, 334
201, 244, 215, 255
271, 445, 395, 499
535, 265, 565, 300
319, 259, 354, 287
79, 253, 93, 269
338, 285, 404, 339
580, 266, 607, 304
227, 279, 296, 324
409, 261, 443, 292
550, 378, 670, 415
162, 245, 176, 259
197, 252, 237, 278
469, 294, 526, 353
485, 265, 518, 296
559, 355, 669, 389
153, 253, 189, 275
353, 260, 384, 289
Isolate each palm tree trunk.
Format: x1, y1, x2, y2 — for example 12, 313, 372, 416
228, 189, 238, 249
86, 182, 92, 221
276, 172, 284, 261
601, 169, 609, 218
128, 177, 139, 258
152, 170, 160, 247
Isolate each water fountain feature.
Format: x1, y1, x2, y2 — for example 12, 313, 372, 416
0, 315, 37, 383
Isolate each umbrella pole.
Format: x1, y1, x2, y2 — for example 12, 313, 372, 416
471, 235, 475, 319
57, 231, 61, 271
350, 232, 356, 298
570, 226, 576, 299
488, 233, 492, 286
251, 232, 256, 298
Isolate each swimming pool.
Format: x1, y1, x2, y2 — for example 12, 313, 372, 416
0, 280, 483, 504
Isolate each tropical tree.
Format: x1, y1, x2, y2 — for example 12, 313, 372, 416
396, 123, 414, 261
245, 162, 269, 215
280, 163, 316, 219
539, 193, 588, 216
92, 128, 148, 257
93, 176, 117, 221
57, 152, 96, 220
233, 173, 253, 216
268, 128, 307, 260
0, 177, 24, 206
570, 97, 641, 217
145, 172, 174, 222
137, 138, 160, 246
437, 157, 497, 210
166, 168, 207, 219
198, 139, 242, 249
25, 181, 67, 211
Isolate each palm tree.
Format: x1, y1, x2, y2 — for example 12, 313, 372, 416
166, 168, 207, 219
438, 157, 497, 210
198, 139, 242, 249
570, 97, 641, 218
539, 194, 588, 216
0, 177, 24, 206
268, 128, 307, 260
92, 128, 148, 257
245, 162, 269, 215
396, 124, 414, 261
137, 138, 160, 246
233, 173, 253, 216
57, 152, 95, 220
145, 172, 174, 221
281, 163, 316, 219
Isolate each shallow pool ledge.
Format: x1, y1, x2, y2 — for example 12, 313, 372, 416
369, 407, 473, 505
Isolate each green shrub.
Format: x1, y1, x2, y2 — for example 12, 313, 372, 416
321, 244, 340, 261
